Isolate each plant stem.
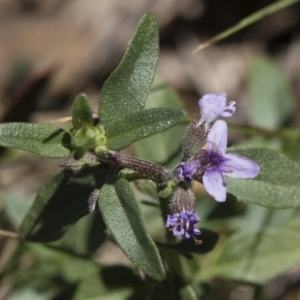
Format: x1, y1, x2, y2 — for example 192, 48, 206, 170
0, 229, 19, 239
192, 0, 300, 54
157, 186, 176, 244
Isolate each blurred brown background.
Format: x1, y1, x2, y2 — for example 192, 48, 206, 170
1, 1, 300, 299
1, 0, 300, 122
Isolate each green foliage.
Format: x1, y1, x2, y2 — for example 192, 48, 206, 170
281, 128, 300, 162
242, 204, 294, 231
180, 285, 198, 300
135, 76, 186, 167
71, 126, 97, 158
226, 147, 300, 208
106, 108, 185, 150
73, 213, 107, 254
98, 177, 166, 281
200, 228, 300, 284
19, 169, 107, 242
99, 12, 159, 126
0, 123, 71, 158
98, 15, 184, 151
72, 93, 94, 130
59, 152, 102, 178
152, 269, 198, 300
71, 94, 99, 158
249, 56, 295, 129
2, 193, 31, 229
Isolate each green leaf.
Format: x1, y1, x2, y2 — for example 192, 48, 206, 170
249, 56, 295, 129
73, 213, 106, 254
2, 193, 31, 229
180, 285, 198, 300
98, 12, 159, 126
98, 177, 165, 281
8, 289, 49, 300
19, 170, 107, 242
72, 94, 94, 130
152, 270, 198, 299
282, 128, 300, 163
226, 147, 300, 208
243, 204, 294, 231
199, 228, 300, 284
0, 123, 71, 158
106, 108, 185, 150
135, 76, 186, 167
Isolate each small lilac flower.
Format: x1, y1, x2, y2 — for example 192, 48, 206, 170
166, 211, 201, 240
196, 93, 236, 130
202, 120, 259, 202
176, 161, 200, 182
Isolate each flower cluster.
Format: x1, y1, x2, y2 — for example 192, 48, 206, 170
166, 212, 200, 240
165, 93, 259, 242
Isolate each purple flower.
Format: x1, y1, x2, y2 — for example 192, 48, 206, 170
196, 93, 236, 130
166, 211, 201, 239
202, 120, 259, 202
176, 161, 200, 182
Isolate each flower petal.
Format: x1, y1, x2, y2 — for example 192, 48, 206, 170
221, 153, 260, 178
166, 215, 178, 227
188, 213, 200, 223
193, 229, 201, 235
197, 93, 226, 129
174, 227, 184, 236
222, 101, 236, 117
203, 170, 227, 202
183, 232, 191, 239
178, 161, 200, 182
207, 120, 228, 153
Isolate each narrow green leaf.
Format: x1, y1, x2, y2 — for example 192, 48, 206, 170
249, 56, 295, 129
106, 108, 185, 150
199, 228, 300, 284
20, 169, 107, 242
226, 147, 300, 208
99, 12, 159, 126
72, 94, 94, 130
0, 123, 71, 158
98, 177, 165, 281
192, 0, 300, 53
